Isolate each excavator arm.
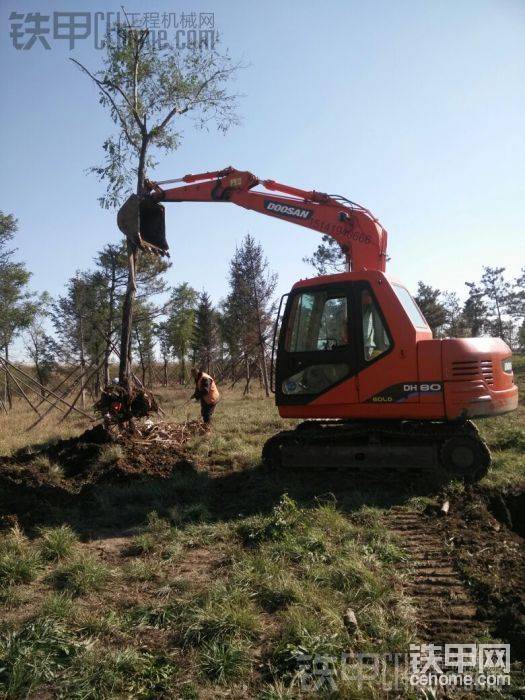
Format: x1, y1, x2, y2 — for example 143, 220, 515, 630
117, 167, 388, 272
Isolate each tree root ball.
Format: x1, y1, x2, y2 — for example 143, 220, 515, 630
94, 385, 159, 422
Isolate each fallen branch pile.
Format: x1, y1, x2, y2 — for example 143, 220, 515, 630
107, 418, 204, 448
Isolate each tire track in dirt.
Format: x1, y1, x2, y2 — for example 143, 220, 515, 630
386, 507, 489, 644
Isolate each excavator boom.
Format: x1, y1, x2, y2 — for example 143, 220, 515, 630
117, 167, 388, 272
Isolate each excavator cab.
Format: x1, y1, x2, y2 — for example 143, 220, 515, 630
274, 272, 396, 413
117, 194, 169, 256
274, 270, 517, 421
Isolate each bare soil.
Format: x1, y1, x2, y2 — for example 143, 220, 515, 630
388, 484, 525, 664
0, 421, 200, 526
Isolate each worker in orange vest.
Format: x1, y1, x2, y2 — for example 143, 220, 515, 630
191, 368, 220, 427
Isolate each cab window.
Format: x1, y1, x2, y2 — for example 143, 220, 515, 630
361, 289, 391, 361
392, 284, 428, 329
286, 291, 349, 352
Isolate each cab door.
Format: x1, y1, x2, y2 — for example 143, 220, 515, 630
276, 283, 358, 406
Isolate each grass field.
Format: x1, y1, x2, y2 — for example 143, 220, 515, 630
0, 358, 523, 698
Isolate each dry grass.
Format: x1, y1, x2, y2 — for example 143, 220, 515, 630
0, 405, 91, 456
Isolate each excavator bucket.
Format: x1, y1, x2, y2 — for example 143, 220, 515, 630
117, 194, 169, 256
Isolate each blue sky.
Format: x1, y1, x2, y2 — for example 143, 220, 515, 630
1, 0, 524, 358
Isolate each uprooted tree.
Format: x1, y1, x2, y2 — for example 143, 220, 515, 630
72, 23, 241, 390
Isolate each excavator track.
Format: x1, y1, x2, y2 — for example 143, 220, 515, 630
262, 419, 490, 482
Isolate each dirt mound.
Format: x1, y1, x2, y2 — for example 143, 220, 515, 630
0, 419, 203, 526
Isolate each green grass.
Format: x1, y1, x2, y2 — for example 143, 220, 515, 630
0, 618, 86, 698
30, 454, 65, 481
59, 646, 180, 699
38, 524, 79, 561
183, 585, 261, 645
38, 592, 76, 620
199, 640, 251, 683
0, 527, 41, 585
124, 557, 163, 582
51, 554, 113, 595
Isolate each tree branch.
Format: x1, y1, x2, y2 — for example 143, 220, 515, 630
154, 69, 224, 133
70, 58, 140, 150
102, 76, 146, 135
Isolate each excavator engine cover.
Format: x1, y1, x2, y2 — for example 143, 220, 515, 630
117, 194, 169, 256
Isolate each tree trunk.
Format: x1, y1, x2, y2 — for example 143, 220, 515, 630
180, 349, 187, 384
163, 358, 168, 387
4, 347, 12, 410
35, 360, 47, 398
119, 242, 138, 389
243, 355, 251, 396
78, 316, 87, 409
94, 368, 101, 397
118, 136, 148, 390
104, 263, 117, 386
495, 298, 503, 340
259, 344, 270, 397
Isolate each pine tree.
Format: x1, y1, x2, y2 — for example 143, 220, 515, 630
303, 235, 346, 275
52, 272, 107, 404
508, 267, 525, 327
167, 283, 198, 383
0, 212, 37, 408
155, 321, 171, 386
478, 267, 510, 341
223, 235, 277, 395
441, 292, 468, 337
415, 282, 447, 335
193, 292, 217, 373
133, 301, 156, 386
25, 293, 56, 392
463, 282, 487, 337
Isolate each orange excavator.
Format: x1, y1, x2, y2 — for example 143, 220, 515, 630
117, 167, 518, 480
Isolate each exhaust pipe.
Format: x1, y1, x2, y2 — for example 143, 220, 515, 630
117, 194, 169, 256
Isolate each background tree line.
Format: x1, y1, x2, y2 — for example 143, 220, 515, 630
414, 266, 525, 347
1, 209, 524, 410
0, 213, 277, 405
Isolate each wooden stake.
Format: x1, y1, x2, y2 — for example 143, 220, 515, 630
58, 356, 106, 423
1, 362, 41, 416
0, 356, 93, 419
35, 364, 80, 408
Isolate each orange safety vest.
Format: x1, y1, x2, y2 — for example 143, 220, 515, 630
197, 372, 220, 405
